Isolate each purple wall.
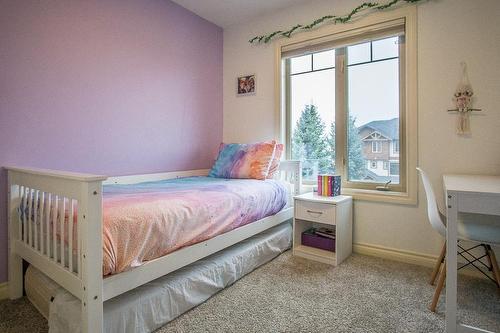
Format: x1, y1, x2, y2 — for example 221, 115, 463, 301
0, 1, 223, 283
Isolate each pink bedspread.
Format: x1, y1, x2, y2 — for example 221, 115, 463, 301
101, 176, 287, 275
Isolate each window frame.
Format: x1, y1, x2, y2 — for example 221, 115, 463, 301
342, 33, 406, 193
284, 38, 403, 189
275, 6, 418, 204
283, 51, 336, 182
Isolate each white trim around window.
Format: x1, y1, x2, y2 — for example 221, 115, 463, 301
274, 6, 417, 204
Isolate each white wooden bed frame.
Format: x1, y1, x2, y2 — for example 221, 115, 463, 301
6, 161, 301, 332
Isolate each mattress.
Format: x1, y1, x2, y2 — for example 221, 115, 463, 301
25, 222, 292, 333
101, 176, 289, 275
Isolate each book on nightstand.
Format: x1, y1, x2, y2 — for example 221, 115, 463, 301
317, 175, 341, 197
314, 227, 336, 239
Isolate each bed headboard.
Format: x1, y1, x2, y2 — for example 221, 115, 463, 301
276, 160, 302, 195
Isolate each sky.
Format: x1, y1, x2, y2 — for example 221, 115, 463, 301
290, 37, 400, 130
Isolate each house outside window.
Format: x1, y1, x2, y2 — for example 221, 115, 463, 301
358, 119, 399, 184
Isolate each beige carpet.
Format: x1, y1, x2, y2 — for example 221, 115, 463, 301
1, 252, 499, 333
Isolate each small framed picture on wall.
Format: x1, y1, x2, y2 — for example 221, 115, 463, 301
237, 74, 256, 96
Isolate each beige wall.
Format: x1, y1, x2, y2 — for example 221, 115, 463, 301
223, 0, 500, 258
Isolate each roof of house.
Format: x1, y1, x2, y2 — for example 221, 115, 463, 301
358, 118, 399, 140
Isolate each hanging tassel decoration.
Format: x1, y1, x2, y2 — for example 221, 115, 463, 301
452, 62, 475, 135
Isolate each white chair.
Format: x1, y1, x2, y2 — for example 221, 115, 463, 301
417, 167, 500, 312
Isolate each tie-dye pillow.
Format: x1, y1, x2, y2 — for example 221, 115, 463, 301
209, 141, 276, 180
266, 143, 284, 179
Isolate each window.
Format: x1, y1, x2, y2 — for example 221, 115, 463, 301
346, 36, 402, 186
286, 50, 336, 181
278, 8, 417, 203
393, 140, 400, 154
282, 24, 406, 192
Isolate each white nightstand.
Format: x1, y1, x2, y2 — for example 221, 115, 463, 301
293, 192, 352, 265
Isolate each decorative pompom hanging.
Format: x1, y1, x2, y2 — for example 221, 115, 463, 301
454, 63, 474, 134
447, 62, 482, 135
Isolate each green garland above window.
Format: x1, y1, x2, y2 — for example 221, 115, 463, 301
249, 0, 424, 44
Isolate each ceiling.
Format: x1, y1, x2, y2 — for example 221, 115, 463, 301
171, 0, 311, 28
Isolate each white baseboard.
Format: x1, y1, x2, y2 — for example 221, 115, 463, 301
353, 242, 497, 280
353, 242, 438, 268
0, 282, 8, 301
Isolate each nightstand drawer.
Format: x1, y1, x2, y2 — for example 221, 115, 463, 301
295, 200, 336, 225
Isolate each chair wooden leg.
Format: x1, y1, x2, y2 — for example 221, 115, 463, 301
430, 262, 446, 312
486, 246, 500, 288
483, 245, 493, 271
430, 242, 446, 285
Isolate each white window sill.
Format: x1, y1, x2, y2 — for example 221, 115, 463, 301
300, 184, 416, 205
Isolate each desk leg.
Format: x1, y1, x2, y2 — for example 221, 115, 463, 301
446, 193, 458, 333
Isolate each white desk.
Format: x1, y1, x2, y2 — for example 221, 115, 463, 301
443, 174, 500, 333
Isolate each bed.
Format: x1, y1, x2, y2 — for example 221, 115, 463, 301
6, 161, 301, 333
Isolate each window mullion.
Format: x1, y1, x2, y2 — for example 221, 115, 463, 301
334, 48, 346, 183
284, 59, 292, 160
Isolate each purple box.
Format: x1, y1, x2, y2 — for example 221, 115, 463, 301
301, 231, 335, 252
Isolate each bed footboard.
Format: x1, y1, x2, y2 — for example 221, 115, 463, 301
6, 167, 107, 333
